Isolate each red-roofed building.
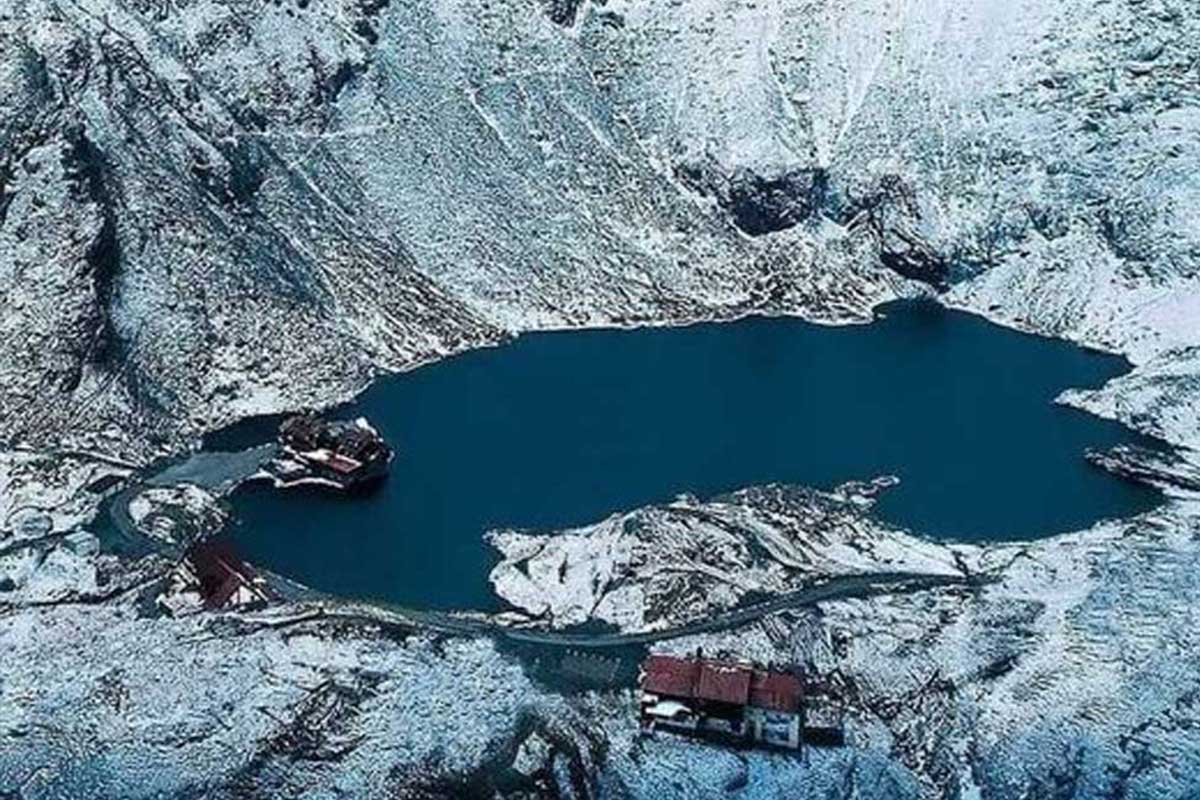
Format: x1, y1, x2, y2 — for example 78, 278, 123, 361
749, 671, 803, 714
642, 655, 700, 698
184, 540, 270, 610
696, 661, 753, 707
277, 414, 392, 490
639, 654, 804, 749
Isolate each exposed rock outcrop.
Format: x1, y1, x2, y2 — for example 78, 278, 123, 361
676, 161, 829, 236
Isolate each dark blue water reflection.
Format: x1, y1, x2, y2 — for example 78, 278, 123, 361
220, 301, 1161, 609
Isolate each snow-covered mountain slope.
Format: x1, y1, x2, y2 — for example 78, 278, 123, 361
2, 0, 1199, 797
488, 479, 970, 631
8, 0, 1195, 464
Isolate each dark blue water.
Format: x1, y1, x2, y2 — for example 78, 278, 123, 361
222, 301, 1161, 610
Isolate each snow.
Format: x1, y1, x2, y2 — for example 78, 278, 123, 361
489, 481, 968, 631
1, 0, 1199, 794
0, 605, 560, 796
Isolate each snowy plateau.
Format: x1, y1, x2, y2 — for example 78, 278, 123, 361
1, 0, 1199, 797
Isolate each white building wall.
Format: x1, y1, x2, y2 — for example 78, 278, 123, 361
744, 707, 801, 749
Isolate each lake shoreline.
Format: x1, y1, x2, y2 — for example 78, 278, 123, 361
184, 299, 1163, 610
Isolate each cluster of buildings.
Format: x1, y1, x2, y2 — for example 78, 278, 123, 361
273, 414, 393, 491
639, 653, 841, 751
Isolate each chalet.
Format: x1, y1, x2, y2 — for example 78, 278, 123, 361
639, 654, 804, 750
183, 540, 270, 610
276, 413, 393, 490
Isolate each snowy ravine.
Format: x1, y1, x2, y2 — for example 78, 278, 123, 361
2, 0, 1200, 797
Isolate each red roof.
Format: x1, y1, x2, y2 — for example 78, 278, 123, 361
322, 452, 363, 474
641, 655, 802, 712
695, 662, 752, 705
642, 655, 699, 697
208, 573, 246, 609
749, 671, 803, 713
186, 540, 259, 609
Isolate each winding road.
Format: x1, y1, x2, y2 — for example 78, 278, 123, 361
312, 571, 977, 650
112, 446, 979, 650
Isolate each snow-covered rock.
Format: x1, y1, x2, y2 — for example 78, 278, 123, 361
489, 480, 970, 631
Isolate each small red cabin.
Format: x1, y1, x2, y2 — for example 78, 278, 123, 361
184, 540, 268, 609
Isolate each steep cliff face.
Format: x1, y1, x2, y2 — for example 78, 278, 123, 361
0, 3, 493, 457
